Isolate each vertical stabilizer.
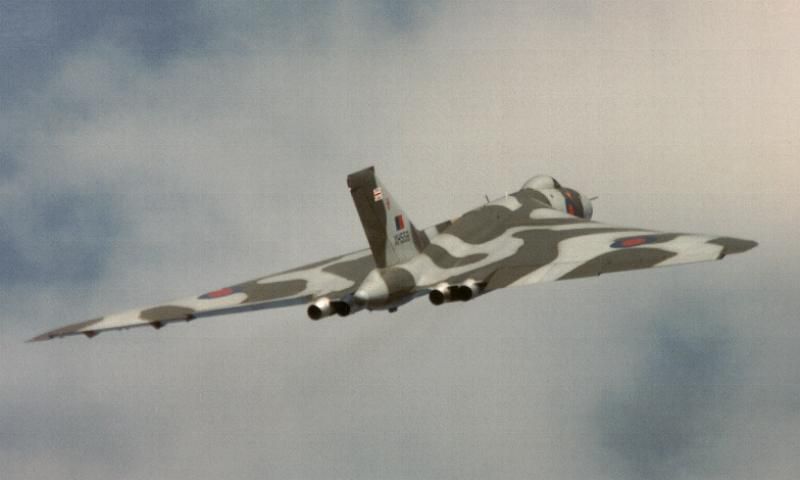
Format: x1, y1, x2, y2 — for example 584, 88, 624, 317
347, 167, 428, 268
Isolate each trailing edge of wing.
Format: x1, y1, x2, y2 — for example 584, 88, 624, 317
28, 296, 311, 342
29, 248, 376, 342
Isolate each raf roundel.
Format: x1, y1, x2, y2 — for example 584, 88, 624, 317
200, 287, 238, 299
610, 235, 659, 249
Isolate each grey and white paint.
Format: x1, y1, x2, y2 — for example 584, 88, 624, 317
2, 1, 799, 479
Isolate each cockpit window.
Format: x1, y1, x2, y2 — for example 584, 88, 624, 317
522, 175, 561, 191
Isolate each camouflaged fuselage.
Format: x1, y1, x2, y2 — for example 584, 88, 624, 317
31, 169, 756, 341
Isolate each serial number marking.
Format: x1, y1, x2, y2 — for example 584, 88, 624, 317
393, 230, 411, 246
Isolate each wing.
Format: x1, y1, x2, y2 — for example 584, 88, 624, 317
30, 249, 375, 341
413, 193, 757, 292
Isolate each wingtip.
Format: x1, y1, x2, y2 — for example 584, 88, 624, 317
710, 237, 758, 255
27, 334, 53, 343
27, 317, 104, 344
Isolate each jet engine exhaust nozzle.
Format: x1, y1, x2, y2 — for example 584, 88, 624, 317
429, 280, 485, 305
429, 283, 452, 305
307, 297, 333, 320
307, 297, 362, 320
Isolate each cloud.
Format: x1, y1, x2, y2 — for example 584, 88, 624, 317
2, 1, 800, 479
0, 393, 141, 479
0, 0, 211, 109
596, 307, 738, 479
0, 191, 118, 285
0, 151, 19, 181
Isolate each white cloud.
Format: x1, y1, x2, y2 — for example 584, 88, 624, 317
3, 1, 799, 479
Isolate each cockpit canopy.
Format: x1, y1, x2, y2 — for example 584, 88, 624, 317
520, 175, 593, 220
522, 175, 561, 191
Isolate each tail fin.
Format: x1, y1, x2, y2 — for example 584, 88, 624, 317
347, 167, 428, 268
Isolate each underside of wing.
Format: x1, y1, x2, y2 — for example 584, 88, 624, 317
413, 191, 756, 293
30, 249, 375, 341
483, 229, 757, 291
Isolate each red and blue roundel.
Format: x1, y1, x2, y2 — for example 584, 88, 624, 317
200, 287, 240, 299
610, 235, 659, 248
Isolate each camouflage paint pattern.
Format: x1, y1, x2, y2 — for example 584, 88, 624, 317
31, 170, 756, 341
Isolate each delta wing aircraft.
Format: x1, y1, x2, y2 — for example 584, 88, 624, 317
32, 167, 757, 341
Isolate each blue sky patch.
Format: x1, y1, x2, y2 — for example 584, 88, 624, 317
0, 190, 119, 286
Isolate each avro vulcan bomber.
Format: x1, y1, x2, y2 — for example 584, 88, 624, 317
32, 167, 757, 341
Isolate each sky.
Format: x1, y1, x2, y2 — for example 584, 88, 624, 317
1, 0, 799, 478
